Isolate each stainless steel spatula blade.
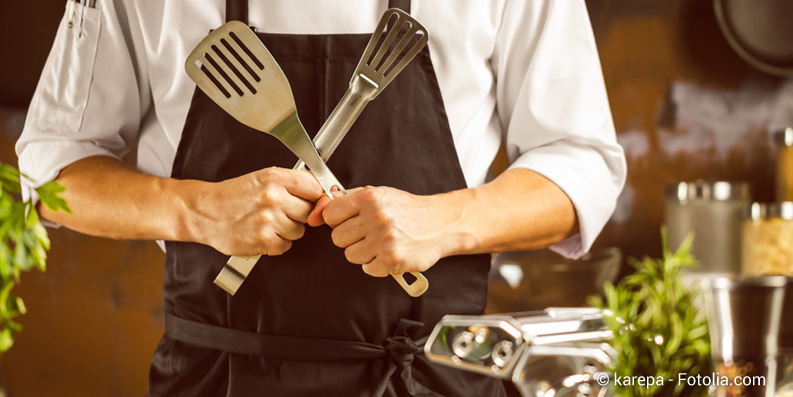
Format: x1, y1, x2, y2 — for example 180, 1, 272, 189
356, 8, 429, 94
186, 22, 292, 131
186, 21, 343, 198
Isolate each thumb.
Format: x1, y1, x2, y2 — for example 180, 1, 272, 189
307, 187, 348, 227
307, 195, 332, 227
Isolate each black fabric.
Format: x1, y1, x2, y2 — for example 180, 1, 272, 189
149, 1, 504, 396
166, 313, 388, 361
225, 0, 247, 24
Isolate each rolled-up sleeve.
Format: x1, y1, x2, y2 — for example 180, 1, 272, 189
16, 1, 145, 203
492, 0, 626, 258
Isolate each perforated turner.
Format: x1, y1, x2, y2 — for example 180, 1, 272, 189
185, 21, 429, 298
293, 8, 429, 170
210, 9, 430, 297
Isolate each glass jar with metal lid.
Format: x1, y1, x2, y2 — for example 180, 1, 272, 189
665, 181, 751, 276
742, 202, 793, 276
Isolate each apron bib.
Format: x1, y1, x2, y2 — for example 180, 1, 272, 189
148, 1, 504, 395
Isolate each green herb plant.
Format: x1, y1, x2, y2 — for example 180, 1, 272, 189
589, 229, 711, 397
0, 163, 69, 356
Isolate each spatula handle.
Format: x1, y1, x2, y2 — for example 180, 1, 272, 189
292, 79, 429, 298
295, 74, 378, 168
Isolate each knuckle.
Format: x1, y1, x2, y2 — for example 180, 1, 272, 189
259, 168, 286, 188
258, 211, 275, 225
259, 187, 281, 206
384, 249, 404, 267
255, 233, 270, 247
371, 207, 391, 225
382, 229, 398, 243
256, 228, 276, 245
255, 167, 275, 184
360, 187, 381, 204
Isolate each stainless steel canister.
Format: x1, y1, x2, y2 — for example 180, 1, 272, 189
665, 181, 751, 276
702, 276, 787, 397
778, 278, 793, 396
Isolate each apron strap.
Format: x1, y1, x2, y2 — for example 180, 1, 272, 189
388, 0, 412, 13
165, 313, 385, 361
226, 0, 412, 24
165, 313, 439, 396
226, 0, 248, 23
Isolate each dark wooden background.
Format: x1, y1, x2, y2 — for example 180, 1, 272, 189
1, 0, 790, 395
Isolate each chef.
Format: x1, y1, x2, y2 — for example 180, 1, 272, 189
17, 0, 626, 395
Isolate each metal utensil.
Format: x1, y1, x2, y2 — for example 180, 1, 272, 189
424, 308, 615, 397
294, 7, 429, 170
185, 21, 429, 298
213, 8, 430, 296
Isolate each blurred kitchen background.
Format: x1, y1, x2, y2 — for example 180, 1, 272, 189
0, 0, 791, 396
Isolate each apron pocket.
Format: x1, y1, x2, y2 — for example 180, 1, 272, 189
32, 2, 102, 132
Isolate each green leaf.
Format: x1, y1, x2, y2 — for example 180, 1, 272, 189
35, 180, 71, 213
0, 162, 68, 359
0, 328, 14, 352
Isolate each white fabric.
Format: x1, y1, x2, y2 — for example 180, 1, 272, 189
16, 0, 626, 258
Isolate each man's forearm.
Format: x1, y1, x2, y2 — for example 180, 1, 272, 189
39, 155, 324, 256
38, 156, 194, 242
435, 168, 579, 257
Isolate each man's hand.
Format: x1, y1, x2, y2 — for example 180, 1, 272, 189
307, 186, 466, 277
40, 156, 324, 257
306, 169, 580, 278
184, 167, 324, 256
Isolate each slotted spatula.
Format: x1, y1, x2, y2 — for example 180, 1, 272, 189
185, 21, 429, 298
293, 8, 429, 170
212, 8, 430, 296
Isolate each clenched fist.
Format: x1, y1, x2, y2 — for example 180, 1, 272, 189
186, 167, 324, 256
308, 186, 468, 277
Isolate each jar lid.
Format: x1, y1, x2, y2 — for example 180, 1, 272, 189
749, 202, 793, 220
704, 275, 789, 290
775, 127, 793, 147
665, 180, 751, 202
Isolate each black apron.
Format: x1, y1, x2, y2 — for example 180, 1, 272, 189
149, 1, 505, 396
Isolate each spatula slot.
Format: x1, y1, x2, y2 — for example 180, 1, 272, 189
196, 60, 232, 99
358, 9, 428, 86
229, 31, 265, 71
211, 44, 257, 95
383, 30, 425, 78
368, 14, 403, 69
221, 38, 261, 83
203, 53, 244, 97
379, 24, 421, 77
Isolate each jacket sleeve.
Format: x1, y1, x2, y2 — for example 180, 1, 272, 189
492, 0, 626, 258
15, 1, 148, 206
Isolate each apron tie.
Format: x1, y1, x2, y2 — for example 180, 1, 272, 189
373, 319, 444, 397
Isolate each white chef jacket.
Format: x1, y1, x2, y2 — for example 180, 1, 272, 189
16, 0, 626, 258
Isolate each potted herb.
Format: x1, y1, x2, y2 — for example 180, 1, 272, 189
589, 230, 712, 397
0, 163, 69, 356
